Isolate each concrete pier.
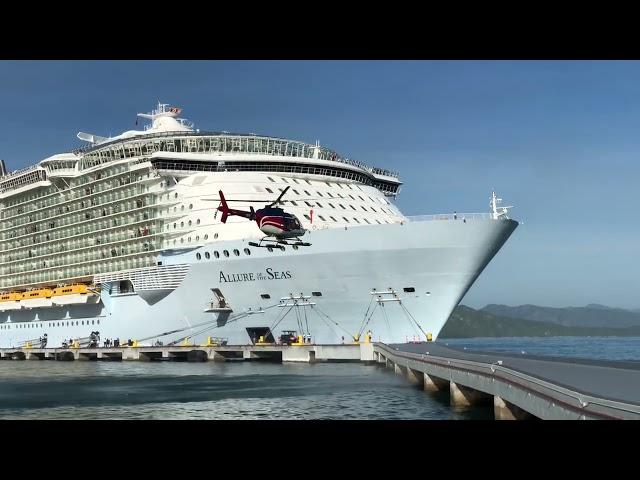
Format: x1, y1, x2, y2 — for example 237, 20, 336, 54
0, 343, 373, 364
494, 396, 534, 420
406, 367, 424, 386
450, 381, 492, 407
423, 373, 448, 392
375, 343, 640, 420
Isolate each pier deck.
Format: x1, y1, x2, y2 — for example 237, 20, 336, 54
374, 342, 640, 420
0, 343, 372, 363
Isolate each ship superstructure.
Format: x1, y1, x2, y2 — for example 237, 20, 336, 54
0, 103, 518, 347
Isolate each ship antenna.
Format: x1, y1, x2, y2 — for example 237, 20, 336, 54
490, 189, 514, 220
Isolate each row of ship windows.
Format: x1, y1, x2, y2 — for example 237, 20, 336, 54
165, 201, 392, 216
168, 216, 396, 249
284, 198, 391, 214
170, 233, 214, 246
265, 184, 390, 206
305, 215, 391, 225
2, 225, 159, 265
3, 164, 130, 210
4, 179, 148, 226
161, 189, 390, 212
174, 214, 394, 252
162, 195, 193, 210
0, 319, 100, 330
3, 192, 151, 239
169, 219, 201, 229
196, 248, 251, 260
164, 213, 392, 235
267, 176, 365, 192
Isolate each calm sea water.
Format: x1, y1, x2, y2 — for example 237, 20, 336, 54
1, 336, 637, 420
443, 336, 640, 362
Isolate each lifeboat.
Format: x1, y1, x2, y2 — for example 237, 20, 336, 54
0, 292, 23, 311
21, 289, 54, 309
52, 284, 100, 305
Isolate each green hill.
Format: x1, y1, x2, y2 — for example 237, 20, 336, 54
481, 303, 640, 328
439, 305, 640, 338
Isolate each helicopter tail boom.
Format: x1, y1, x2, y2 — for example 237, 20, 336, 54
217, 190, 255, 223
218, 190, 230, 223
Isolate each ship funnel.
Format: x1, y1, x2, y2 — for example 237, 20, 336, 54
0, 159, 7, 177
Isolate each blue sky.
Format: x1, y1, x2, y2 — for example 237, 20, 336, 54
0, 60, 638, 309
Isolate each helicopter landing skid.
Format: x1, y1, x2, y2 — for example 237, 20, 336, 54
248, 238, 311, 249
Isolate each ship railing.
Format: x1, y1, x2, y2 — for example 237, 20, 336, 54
406, 213, 495, 222
71, 131, 401, 180
0, 164, 40, 184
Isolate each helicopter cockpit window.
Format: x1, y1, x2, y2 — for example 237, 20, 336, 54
285, 217, 302, 229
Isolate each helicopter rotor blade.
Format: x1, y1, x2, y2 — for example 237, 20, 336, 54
203, 198, 266, 202
202, 198, 292, 203
269, 186, 290, 207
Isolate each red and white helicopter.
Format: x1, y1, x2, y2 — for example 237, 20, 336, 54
213, 186, 312, 249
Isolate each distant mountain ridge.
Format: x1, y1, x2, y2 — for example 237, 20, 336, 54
481, 304, 640, 328
440, 305, 640, 338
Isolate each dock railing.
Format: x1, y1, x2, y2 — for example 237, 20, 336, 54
374, 343, 640, 420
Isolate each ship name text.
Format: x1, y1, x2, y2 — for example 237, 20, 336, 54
219, 268, 292, 283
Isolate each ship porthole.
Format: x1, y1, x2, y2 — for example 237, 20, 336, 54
214, 251, 219, 258
196, 253, 202, 260
233, 249, 240, 256
205, 252, 210, 259
223, 250, 229, 257
244, 248, 251, 255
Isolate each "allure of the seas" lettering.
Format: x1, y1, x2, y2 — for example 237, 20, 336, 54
219, 267, 292, 283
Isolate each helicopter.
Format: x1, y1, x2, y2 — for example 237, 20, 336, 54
215, 186, 312, 249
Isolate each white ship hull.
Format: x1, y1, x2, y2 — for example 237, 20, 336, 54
0, 302, 21, 312
0, 103, 519, 349
0, 218, 517, 348
52, 294, 100, 306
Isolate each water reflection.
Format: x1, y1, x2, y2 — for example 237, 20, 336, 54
0, 362, 487, 420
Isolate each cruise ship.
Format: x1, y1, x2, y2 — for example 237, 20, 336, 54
0, 103, 518, 348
